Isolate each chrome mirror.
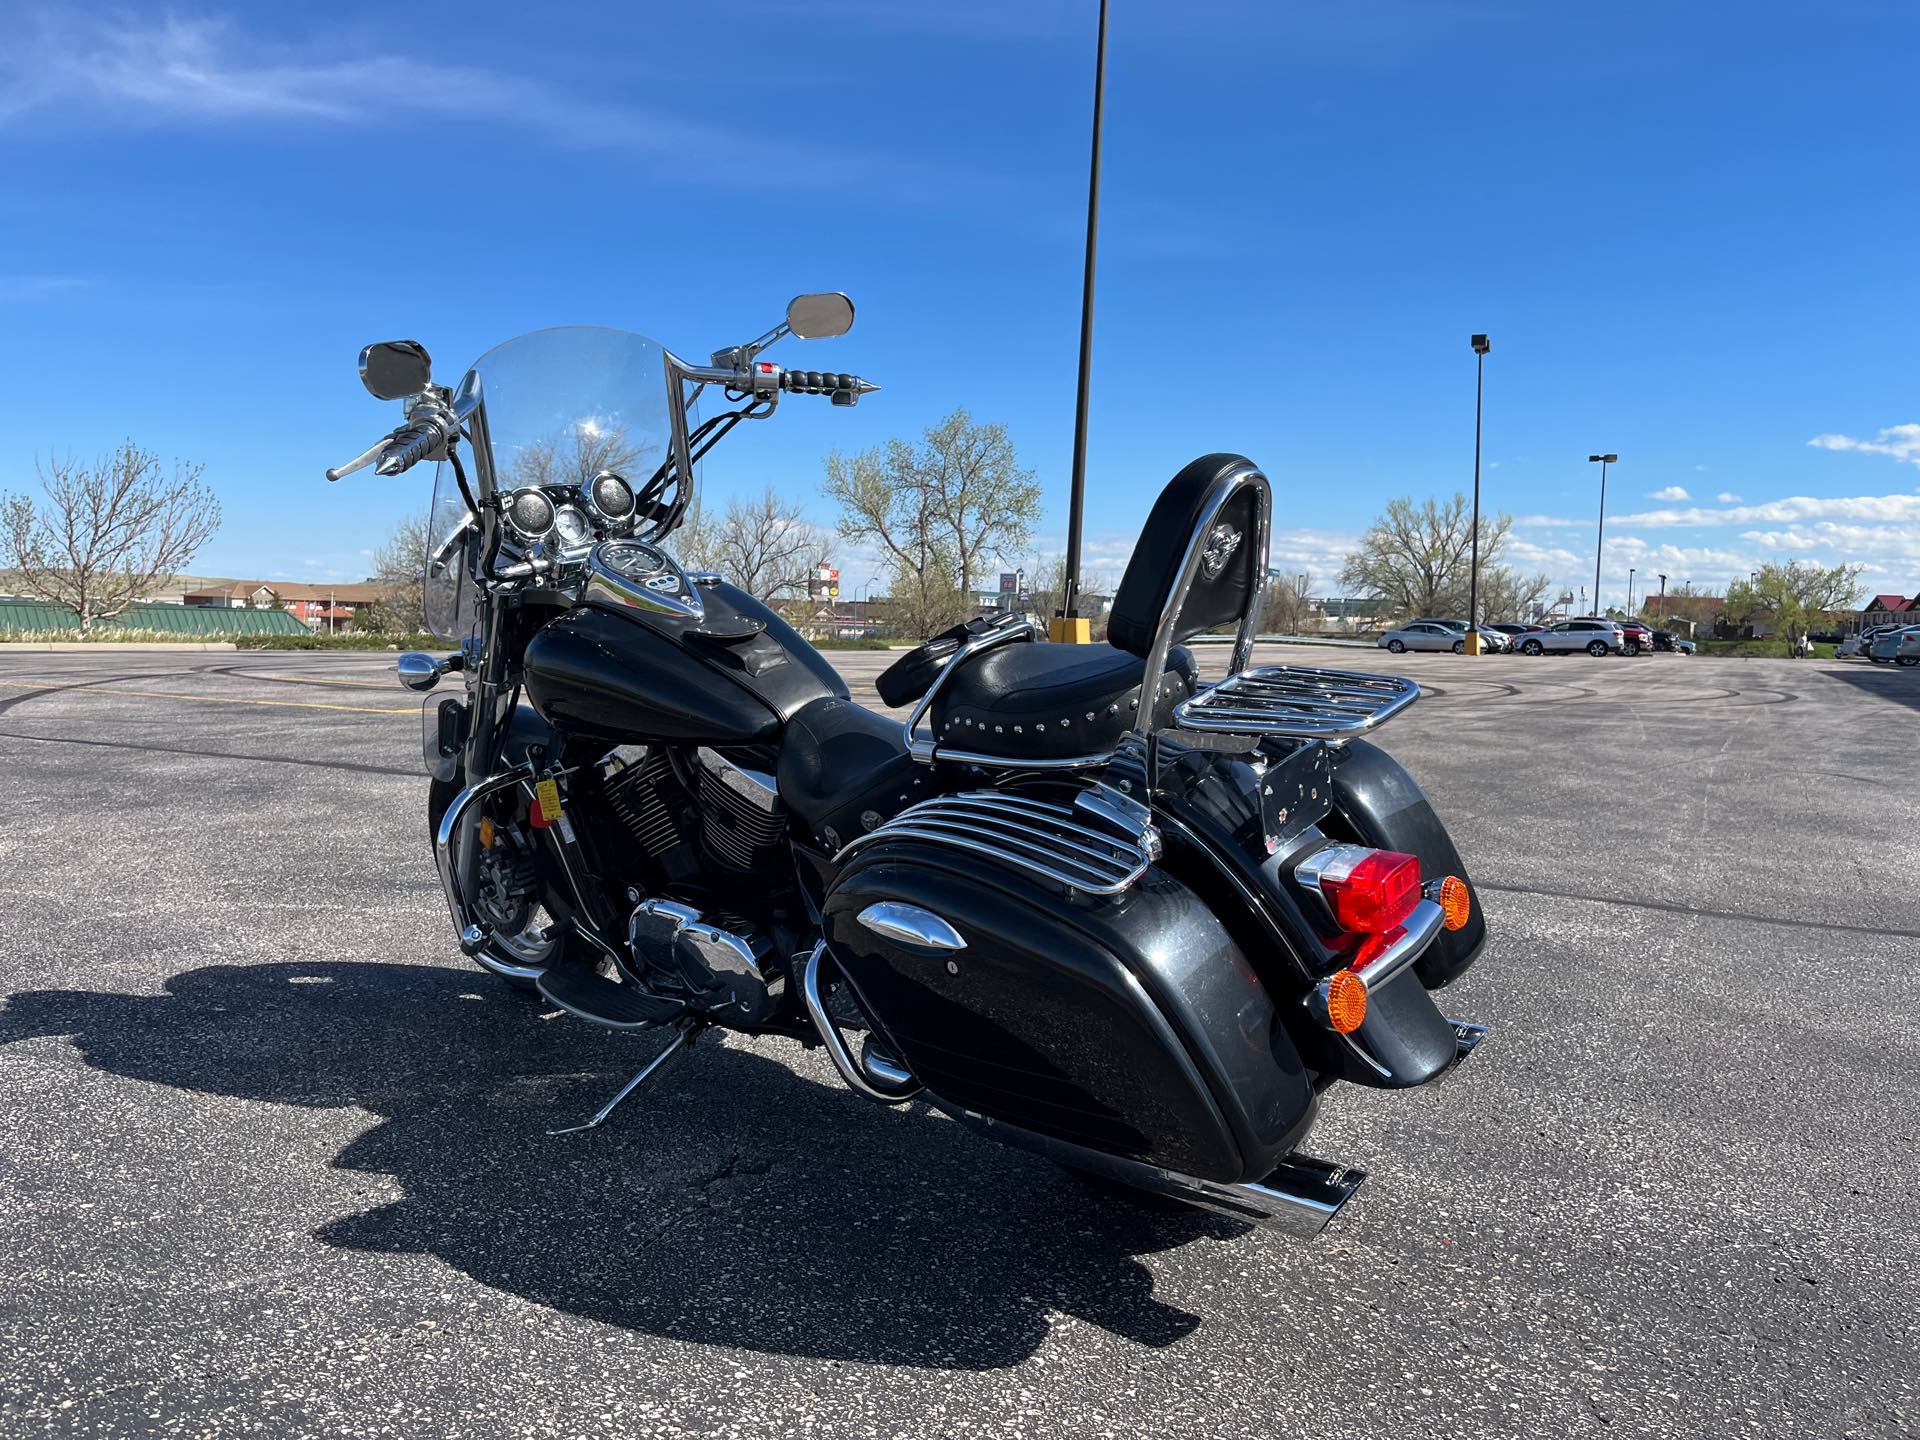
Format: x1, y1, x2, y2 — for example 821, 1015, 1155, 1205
359, 340, 433, 400
395, 651, 444, 692
786, 293, 855, 340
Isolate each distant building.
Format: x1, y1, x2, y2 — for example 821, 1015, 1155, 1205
183, 580, 388, 631
1860, 593, 1920, 630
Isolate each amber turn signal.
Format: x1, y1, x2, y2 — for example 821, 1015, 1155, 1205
1325, 969, 1368, 1034
1437, 875, 1471, 931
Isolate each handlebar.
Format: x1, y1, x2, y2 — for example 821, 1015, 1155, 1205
325, 400, 460, 482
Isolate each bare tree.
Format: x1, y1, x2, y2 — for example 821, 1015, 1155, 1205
1474, 566, 1554, 624
822, 409, 1042, 639
507, 422, 654, 491
1007, 550, 1116, 638
366, 510, 431, 634
1260, 571, 1316, 635
695, 486, 829, 603
1339, 493, 1514, 621
1, 442, 220, 632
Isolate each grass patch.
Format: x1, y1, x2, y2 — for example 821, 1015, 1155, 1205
1693, 639, 1836, 659
233, 632, 441, 651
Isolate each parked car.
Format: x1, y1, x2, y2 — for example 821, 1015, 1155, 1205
1410, 618, 1512, 654
1512, 619, 1628, 656
1673, 637, 1696, 655
1488, 623, 1534, 640
1379, 621, 1468, 654
1612, 620, 1654, 655
1648, 628, 1681, 652
1868, 626, 1920, 664
1899, 631, 1920, 667
1843, 625, 1899, 659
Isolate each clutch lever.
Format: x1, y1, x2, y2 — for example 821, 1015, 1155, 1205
325, 436, 392, 482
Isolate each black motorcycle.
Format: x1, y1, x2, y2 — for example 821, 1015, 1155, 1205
326, 294, 1489, 1234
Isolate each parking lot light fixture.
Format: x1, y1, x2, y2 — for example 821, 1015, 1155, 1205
1588, 454, 1617, 612
1467, 334, 1490, 654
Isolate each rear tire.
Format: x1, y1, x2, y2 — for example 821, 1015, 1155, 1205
1387, 639, 1406, 653
1588, 641, 1609, 657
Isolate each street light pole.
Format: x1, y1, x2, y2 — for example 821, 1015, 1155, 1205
1627, 567, 1636, 615
1588, 453, 1616, 614
1467, 334, 1490, 652
1055, 0, 1109, 645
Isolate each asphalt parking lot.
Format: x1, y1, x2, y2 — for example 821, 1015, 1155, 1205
2, 645, 1917, 1439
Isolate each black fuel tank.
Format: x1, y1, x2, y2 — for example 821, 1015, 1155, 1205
522, 583, 847, 746
823, 839, 1318, 1184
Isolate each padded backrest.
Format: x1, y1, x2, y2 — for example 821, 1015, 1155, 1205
1107, 454, 1270, 660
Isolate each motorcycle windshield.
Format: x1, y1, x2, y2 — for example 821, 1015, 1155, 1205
422, 326, 677, 642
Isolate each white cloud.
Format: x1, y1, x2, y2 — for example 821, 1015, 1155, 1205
1808, 424, 1920, 467
1715, 491, 1742, 504
0, 10, 902, 191
1693, 464, 1709, 472
1616, 493, 1920, 527
1649, 485, 1691, 502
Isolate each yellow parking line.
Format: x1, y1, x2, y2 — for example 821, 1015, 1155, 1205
0, 678, 416, 716
249, 672, 409, 691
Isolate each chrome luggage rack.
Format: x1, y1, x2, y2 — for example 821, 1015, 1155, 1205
835, 787, 1159, 896
1173, 665, 1420, 740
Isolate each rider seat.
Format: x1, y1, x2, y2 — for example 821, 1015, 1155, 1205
929, 642, 1196, 762
923, 453, 1271, 765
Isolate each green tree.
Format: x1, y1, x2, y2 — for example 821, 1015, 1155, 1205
1339, 493, 1516, 621
822, 409, 1041, 639
1, 441, 220, 633
1726, 560, 1864, 639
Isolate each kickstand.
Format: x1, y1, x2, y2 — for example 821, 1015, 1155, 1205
548, 1018, 705, 1137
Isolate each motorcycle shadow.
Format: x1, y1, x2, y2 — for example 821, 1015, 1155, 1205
2, 960, 1244, 1370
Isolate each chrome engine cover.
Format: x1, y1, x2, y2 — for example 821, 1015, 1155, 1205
627, 898, 777, 1025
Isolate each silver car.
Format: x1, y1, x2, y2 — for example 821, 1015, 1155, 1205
1379, 622, 1468, 654
1512, 619, 1628, 656
1870, 625, 1920, 664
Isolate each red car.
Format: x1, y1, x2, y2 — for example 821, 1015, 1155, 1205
1614, 620, 1654, 655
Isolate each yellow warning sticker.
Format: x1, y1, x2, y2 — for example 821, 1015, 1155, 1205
534, 778, 563, 824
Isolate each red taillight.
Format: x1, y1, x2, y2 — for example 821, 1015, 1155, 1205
1320, 849, 1422, 933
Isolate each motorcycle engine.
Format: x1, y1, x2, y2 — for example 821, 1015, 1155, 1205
600, 745, 788, 877
690, 747, 788, 871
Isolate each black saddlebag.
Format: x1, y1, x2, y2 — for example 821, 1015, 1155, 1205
822, 839, 1318, 1184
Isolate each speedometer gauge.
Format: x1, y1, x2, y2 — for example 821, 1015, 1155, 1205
553, 505, 591, 548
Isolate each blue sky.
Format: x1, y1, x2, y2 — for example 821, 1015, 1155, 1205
1, 1, 1916, 610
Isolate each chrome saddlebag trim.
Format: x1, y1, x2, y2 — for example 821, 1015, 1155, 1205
1175, 664, 1420, 740
833, 788, 1158, 896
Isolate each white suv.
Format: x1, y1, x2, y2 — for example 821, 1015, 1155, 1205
1514, 619, 1628, 657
